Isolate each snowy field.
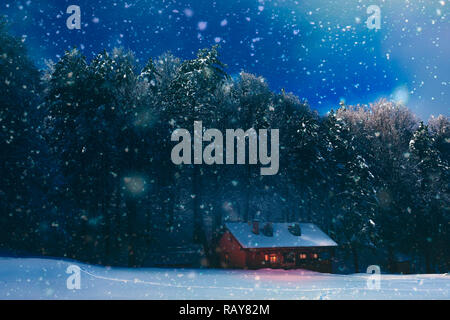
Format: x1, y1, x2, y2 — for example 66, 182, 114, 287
0, 257, 448, 300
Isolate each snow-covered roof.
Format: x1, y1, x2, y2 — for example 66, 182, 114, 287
225, 222, 338, 249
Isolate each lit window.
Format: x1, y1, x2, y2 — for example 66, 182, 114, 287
311, 253, 318, 259
299, 253, 307, 259
265, 254, 277, 263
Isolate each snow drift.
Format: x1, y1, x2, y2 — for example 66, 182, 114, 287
0, 257, 448, 300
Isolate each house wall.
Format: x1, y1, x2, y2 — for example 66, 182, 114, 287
246, 247, 334, 273
218, 231, 247, 268
218, 231, 335, 273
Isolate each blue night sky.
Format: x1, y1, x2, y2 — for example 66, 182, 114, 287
1, 0, 448, 119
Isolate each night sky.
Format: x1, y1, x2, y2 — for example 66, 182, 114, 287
1, 0, 448, 119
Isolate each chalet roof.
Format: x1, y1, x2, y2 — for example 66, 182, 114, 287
225, 222, 338, 249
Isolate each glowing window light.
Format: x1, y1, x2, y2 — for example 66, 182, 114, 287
264, 254, 277, 263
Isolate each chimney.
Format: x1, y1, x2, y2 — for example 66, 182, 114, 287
252, 220, 260, 235
288, 223, 302, 236
262, 222, 273, 237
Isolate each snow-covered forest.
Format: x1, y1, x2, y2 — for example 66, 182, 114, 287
0, 19, 448, 274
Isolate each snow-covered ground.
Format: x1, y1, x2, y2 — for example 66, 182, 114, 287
0, 257, 448, 300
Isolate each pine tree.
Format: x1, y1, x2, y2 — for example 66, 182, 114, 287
323, 110, 377, 272
231, 72, 273, 222
0, 21, 43, 251
409, 122, 449, 272
165, 46, 228, 254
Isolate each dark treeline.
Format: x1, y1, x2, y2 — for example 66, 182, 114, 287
1, 23, 448, 272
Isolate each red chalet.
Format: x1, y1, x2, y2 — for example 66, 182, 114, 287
218, 221, 338, 273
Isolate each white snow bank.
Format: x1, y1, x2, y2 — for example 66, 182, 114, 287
0, 257, 448, 300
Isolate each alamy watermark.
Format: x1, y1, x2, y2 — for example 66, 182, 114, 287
366, 265, 381, 290
171, 121, 279, 176
66, 5, 81, 30
66, 264, 81, 290
366, 5, 381, 30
